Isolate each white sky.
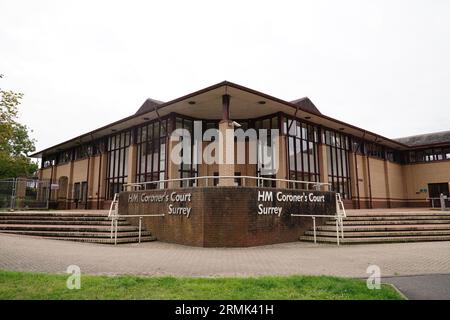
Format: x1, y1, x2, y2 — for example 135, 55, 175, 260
1, 0, 450, 153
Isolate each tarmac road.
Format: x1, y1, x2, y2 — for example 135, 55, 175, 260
384, 274, 450, 300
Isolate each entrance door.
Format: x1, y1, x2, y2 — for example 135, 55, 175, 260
428, 183, 449, 207
73, 183, 80, 208
80, 181, 88, 209
73, 182, 88, 209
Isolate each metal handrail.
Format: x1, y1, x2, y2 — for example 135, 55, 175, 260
123, 175, 331, 191
291, 193, 346, 245
108, 193, 119, 218
427, 195, 449, 210
111, 176, 334, 246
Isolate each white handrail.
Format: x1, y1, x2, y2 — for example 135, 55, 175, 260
111, 176, 335, 245
123, 175, 331, 191
291, 193, 346, 245
108, 193, 119, 218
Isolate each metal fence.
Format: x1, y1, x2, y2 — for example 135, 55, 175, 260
0, 178, 50, 211
428, 196, 450, 211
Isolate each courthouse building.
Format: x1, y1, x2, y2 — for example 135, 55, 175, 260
32, 81, 450, 211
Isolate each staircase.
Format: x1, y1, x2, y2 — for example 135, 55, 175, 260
300, 210, 450, 244
0, 211, 156, 244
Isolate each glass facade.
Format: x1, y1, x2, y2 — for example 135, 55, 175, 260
324, 130, 351, 199
285, 117, 320, 187
136, 118, 169, 189
255, 115, 279, 187
175, 116, 198, 187
408, 147, 450, 163
105, 130, 131, 199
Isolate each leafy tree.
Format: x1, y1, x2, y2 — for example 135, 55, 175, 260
0, 74, 38, 179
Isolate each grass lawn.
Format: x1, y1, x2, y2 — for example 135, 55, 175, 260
0, 270, 402, 300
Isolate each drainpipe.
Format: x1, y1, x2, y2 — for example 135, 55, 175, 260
367, 155, 373, 209
97, 145, 103, 210
354, 151, 360, 209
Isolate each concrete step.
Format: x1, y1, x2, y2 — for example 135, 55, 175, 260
0, 219, 130, 226
0, 215, 126, 222
0, 230, 152, 238
317, 224, 450, 232
343, 215, 450, 221
325, 219, 450, 225
346, 211, 450, 217
0, 212, 109, 218
42, 236, 156, 244
0, 224, 138, 232
0, 210, 156, 245
300, 235, 450, 244
305, 229, 450, 237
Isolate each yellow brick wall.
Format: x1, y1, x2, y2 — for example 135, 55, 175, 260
403, 161, 450, 200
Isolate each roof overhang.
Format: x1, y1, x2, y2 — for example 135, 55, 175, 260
31, 81, 409, 158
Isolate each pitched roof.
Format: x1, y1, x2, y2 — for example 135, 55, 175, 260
394, 130, 450, 147
290, 97, 322, 115
135, 98, 164, 115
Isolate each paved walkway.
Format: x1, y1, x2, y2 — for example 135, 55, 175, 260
1, 233, 450, 278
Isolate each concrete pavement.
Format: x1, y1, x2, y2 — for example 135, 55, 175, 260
1, 233, 450, 278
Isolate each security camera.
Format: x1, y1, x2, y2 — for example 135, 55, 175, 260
232, 121, 242, 128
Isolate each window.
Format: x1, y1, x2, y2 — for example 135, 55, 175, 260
136, 118, 169, 189
324, 130, 351, 199
42, 154, 56, 168
175, 116, 198, 187
365, 142, 384, 159
57, 150, 72, 164
286, 117, 320, 188
74, 145, 89, 160
386, 148, 404, 164
255, 115, 279, 187
106, 130, 131, 199
408, 148, 448, 163
445, 148, 450, 160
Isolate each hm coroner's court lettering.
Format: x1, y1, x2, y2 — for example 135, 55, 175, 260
257, 190, 326, 217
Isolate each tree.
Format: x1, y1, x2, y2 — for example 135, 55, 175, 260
0, 74, 38, 179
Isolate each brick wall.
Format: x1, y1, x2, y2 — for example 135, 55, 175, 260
119, 187, 336, 247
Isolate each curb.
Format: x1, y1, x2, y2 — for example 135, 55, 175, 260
385, 283, 409, 300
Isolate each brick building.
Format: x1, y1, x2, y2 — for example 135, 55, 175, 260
32, 81, 450, 211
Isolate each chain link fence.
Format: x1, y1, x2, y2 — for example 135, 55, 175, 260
0, 178, 50, 211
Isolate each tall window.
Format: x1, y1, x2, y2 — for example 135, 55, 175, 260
136, 118, 169, 189
106, 130, 131, 199
255, 116, 279, 187
285, 118, 320, 187
324, 130, 351, 198
175, 116, 198, 187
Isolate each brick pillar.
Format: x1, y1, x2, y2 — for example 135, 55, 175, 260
383, 159, 391, 208
98, 152, 108, 208
67, 161, 74, 209
348, 151, 358, 208
318, 143, 329, 191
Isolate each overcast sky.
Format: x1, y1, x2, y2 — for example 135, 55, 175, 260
1, 0, 450, 153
